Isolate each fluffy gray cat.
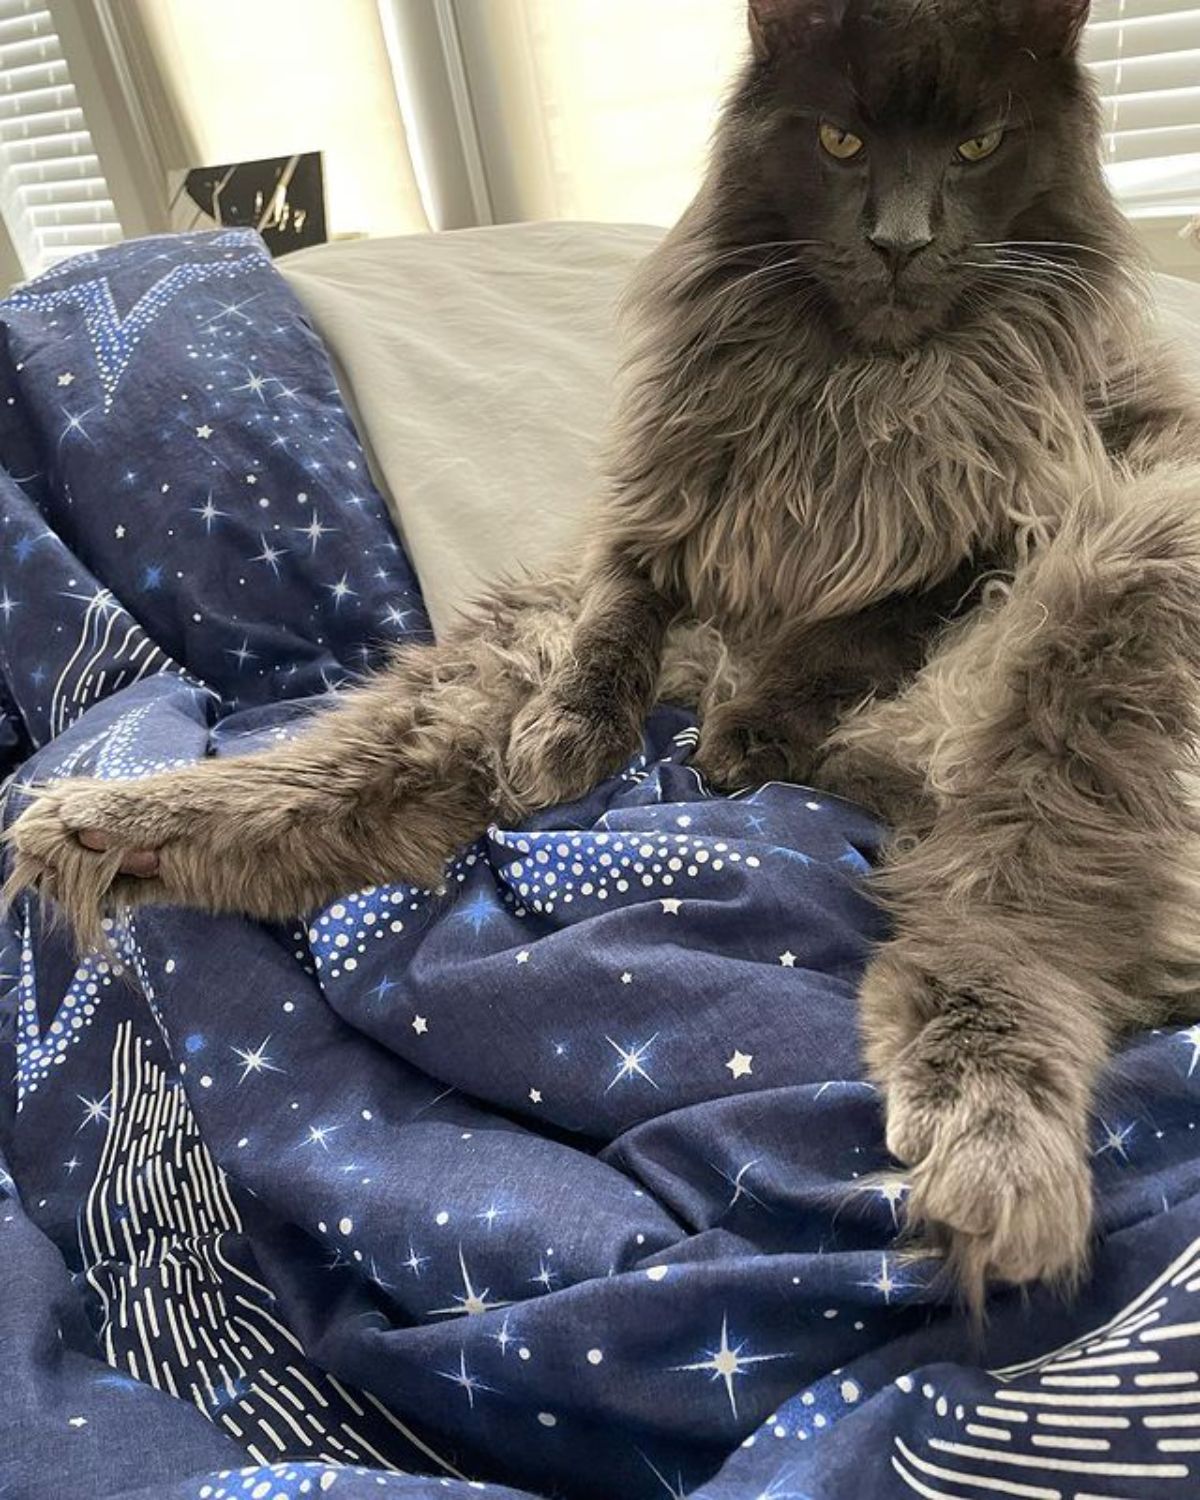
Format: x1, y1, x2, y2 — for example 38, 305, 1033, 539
10, 0, 1200, 1306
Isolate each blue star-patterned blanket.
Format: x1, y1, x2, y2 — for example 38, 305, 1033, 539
2, 231, 1200, 1500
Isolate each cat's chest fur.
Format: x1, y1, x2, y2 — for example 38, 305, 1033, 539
622, 314, 1108, 634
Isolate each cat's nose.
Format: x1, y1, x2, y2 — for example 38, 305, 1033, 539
868, 229, 933, 275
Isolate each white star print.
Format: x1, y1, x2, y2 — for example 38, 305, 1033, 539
76, 1093, 111, 1130
250, 534, 288, 576
493, 1314, 515, 1355
235, 372, 270, 401
193, 494, 229, 532
438, 1350, 492, 1409
621, 972, 633, 985
661, 899, 683, 915
516, 951, 530, 965
671, 1314, 790, 1419
195, 424, 213, 439
326, 573, 358, 609
779, 951, 797, 968
304, 1124, 337, 1151
402, 1245, 429, 1277
530, 1257, 558, 1291
114, 525, 125, 539
1095, 1119, 1135, 1162
876, 1178, 908, 1227
0, 588, 20, 622
859, 1252, 905, 1304
529, 1088, 543, 1104
427, 1245, 512, 1317
59, 584, 118, 616
57, 372, 75, 387
1179, 1024, 1200, 1078
231, 1036, 283, 1084
298, 513, 335, 552
607, 1035, 660, 1092
60, 409, 95, 445
226, 637, 258, 670
412, 1015, 428, 1035
205, 294, 263, 329
725, 1051, 754, 1081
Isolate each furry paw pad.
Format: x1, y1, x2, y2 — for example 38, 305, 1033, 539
5, 780, 175, 950
694, 709, 803, 790
506, 691, 636, 809
886, 1063, 1093, 1305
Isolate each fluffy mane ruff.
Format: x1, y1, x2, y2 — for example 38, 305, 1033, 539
605, 182, 1150, 635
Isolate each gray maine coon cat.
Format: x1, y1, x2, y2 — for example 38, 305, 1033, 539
10, 0, 1200, 1307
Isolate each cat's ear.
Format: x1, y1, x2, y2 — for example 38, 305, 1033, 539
748, 0, 837, 61
1025, 0, 1092, 55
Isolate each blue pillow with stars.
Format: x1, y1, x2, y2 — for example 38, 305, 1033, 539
0, 229, 430, 720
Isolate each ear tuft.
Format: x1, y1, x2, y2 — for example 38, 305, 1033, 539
1025, 0, 1092, 56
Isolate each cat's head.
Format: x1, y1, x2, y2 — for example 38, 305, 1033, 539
714, 0, 1122, 349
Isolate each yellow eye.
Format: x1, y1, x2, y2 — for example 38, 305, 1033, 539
819, 122, 865, 161
957, 129, 1005, 163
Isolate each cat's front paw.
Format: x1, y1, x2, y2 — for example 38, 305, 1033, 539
13, 778, 183, 861
506, 686, 639, 809
868, 960, 1094, 1306
694, 704, 812, 790
5, 779, 179, 949
888, 1070, 1092, 1300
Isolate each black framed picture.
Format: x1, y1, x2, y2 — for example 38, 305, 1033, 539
169, 153, 328, 256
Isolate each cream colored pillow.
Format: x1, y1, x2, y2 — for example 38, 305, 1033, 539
280, 222, 663, 639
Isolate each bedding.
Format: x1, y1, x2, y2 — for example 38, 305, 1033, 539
278, 223, 664, 638
1, 229, 1200, 1500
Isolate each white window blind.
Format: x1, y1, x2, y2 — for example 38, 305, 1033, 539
1085, 0, 1200, 218
0, 0, 121, 278
419, 1, 1197, 236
